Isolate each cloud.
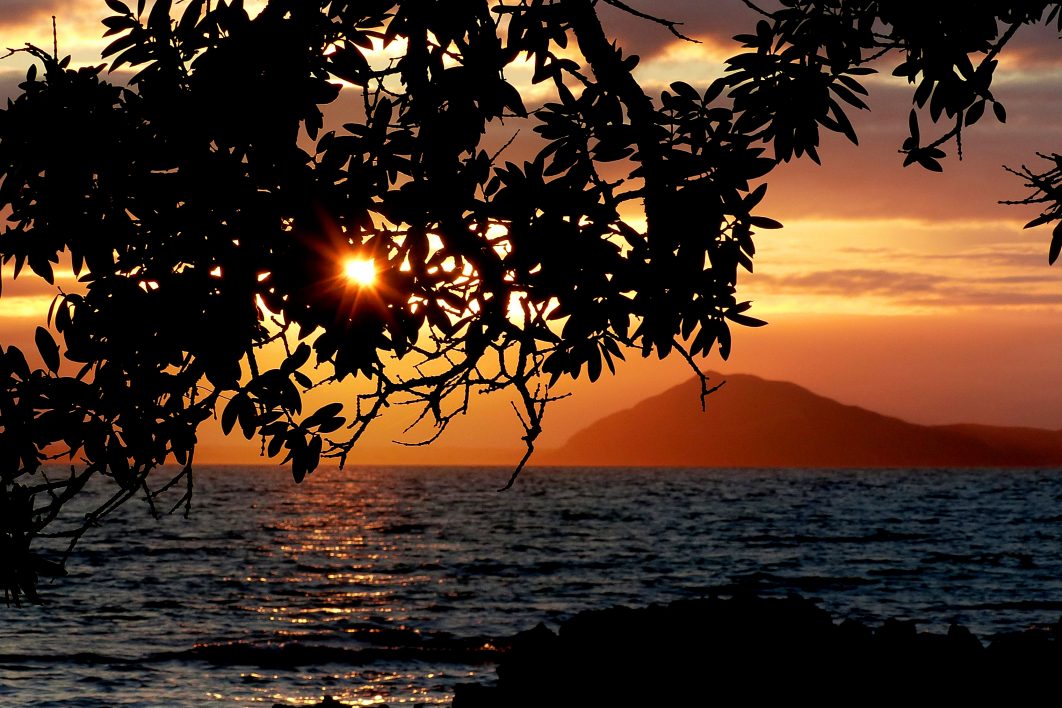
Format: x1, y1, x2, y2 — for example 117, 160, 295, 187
911, 290, 1062, 307
0, 270, 76, 298
0, 0, 57, 25
750, 259, 1062, 311
754, 268, 944, 297
0, 0, 102, 35
0, 256, 71, 321
835, 241, 1055, 270
975, 272, 1060, 284
598, 0, 764, 60
921, 248, 1055, 269
0, 294, 56, 319
1000, 18, 1062, 72
632, 36, 737, 92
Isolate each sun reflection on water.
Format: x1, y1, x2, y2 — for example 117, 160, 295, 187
213, 474, 489, 706
254, 668, 456, 706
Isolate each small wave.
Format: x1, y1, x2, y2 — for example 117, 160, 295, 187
294, 623, 425, 647
525, 560, 577, 575
923, 552, 1035, 568
0, 652, 133, 666
953, 600, 1062, 611
92, 614, 150, 623
0, 642, 498, 671
150, 639, 500, 668
375, 523, 431, 535
294, 563, 338, 575
558, 510, 607, 522
425, 604, 458, 613
0, 664, 36, 672
746, 530, 930, 547
457, 560, 515, 576
382, 561, 443, 574
95, 545, 233, 559
866, 568, 927, 578
720, 572, 878, 593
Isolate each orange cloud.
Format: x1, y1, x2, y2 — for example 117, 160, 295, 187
597, 0, 764, 60
0, 0, 65, 26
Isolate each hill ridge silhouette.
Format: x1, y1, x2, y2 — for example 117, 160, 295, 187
546, 373, 1062, 467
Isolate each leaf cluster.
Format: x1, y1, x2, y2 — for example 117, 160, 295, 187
728, 2, 1062, 170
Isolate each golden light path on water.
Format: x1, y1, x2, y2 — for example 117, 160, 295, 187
218, 479, 486, 706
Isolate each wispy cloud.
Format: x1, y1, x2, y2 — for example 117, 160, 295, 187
749, 259, 1062, 312
905, 289, 1062, 308
754, 268, 944, 297
836, 242, 1054, 269
599, 0, 762, 60
0, 294, 56, 319
0, 0, 61, 26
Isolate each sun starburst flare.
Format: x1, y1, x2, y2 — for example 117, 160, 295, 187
343, 258, 376, 287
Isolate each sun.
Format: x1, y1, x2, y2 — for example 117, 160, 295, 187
343, 258, 376, 287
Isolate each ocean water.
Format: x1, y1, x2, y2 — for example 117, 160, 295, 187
3, 466, 1062, 706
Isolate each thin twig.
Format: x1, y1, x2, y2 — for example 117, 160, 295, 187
489, 130, 521, 164
671, 338, 726, 411
599, 0, 699, 42
739, 0, 773, 19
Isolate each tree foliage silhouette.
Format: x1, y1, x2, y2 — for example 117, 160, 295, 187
0, 0, 1057, 603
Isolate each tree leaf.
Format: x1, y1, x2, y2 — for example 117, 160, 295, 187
316, 417, 346, 434
727, 312, 768, 327
148, 0, 172, 32
34, 327, 59, 373
915, 154, 943, 172
965, 100, 985, 127
1050, 221, 1062, 265
221, 395, 241, 436
749, 215, 783, 229
1025, 213, 1054, 230
305, 402, 343, 428
238, 396, 257, 440
993, 101, 1007, 123
105, 0, 131, 15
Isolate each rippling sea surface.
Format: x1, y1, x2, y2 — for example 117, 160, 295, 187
4, 466, 1062, 706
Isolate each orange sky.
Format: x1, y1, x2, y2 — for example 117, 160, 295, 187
3, 2, 1062, 466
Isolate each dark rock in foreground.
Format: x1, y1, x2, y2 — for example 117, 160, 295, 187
453, 594, 1062, 706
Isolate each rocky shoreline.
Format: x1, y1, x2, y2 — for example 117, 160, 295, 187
451, 594, 1062, 706
281, 594, 1062, 707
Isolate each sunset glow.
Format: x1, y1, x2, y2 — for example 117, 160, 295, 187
2, 0, 1062, 465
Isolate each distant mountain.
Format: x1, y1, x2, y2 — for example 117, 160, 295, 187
546, 373, 1062, 467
